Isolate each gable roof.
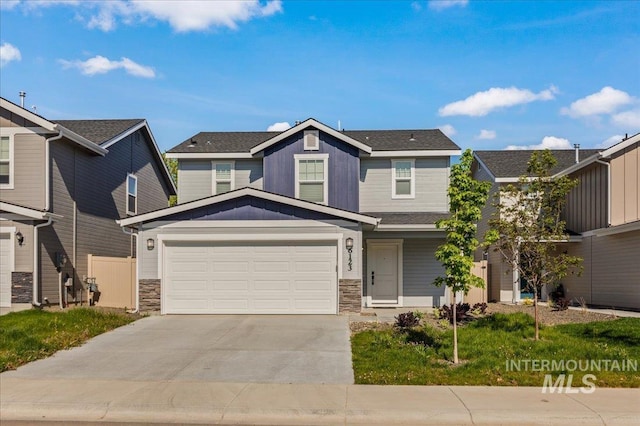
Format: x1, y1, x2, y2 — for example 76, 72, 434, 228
117, 187, 380, 227
54, 119, 145, 146
474, 149, 601, 181
166, 119, 460, 156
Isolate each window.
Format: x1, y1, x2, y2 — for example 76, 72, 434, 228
126, 174, 137, 215
304, 130, 319, 151
0, 136, 13, 188
212, 161, 234, 195
392, 159, 415, 199
295, 154, 328, 204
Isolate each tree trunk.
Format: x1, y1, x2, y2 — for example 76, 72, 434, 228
534, 289, 539, 341
452, 293, 459, 364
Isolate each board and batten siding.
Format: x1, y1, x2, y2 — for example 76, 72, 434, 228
263, 131, 359, 212
0, 131, 46, 210
359, 158, 449, 213
177, 159, 263, 203
610, 141, 639, 227
565, 163, 608, 233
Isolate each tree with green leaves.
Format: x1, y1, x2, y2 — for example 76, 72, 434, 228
162, 152, 178, 206
434, 149, 491, 364
485, 150, 582, 340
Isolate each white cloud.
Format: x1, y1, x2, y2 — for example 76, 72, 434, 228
411, 2, 422, 12
505, 136, 572, 151
0, 0, 20, 10
439, 86, 558, 117
611, 109, 640, 129
8, 0, 282, 32
476, 129, 496, 140
267, 121, 291, 132
0, 42, 21, 67
59, 55, 155, 78
438, 124, 456, 137
561, 87, 634, 118
598, 135, 625, 149
429, 0, 468, 11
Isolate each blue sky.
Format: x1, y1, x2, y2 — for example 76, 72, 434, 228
1, 0, 639, 153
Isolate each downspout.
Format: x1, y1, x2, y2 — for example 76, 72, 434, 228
595, 159, 611, 227
32, 217, 53, 307
122, 226, 139, 313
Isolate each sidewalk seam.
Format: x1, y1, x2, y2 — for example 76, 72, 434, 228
447, 386, 476, 425
564, 394, 606, 426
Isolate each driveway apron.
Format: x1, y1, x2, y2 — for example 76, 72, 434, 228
3, 315, 354, 384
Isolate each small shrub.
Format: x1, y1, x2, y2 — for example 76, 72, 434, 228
554, 297, 570, 311
440, 303, 471, 324
395, 311, 420, 328
521, 298, 534, 306
470, 302, 487, 316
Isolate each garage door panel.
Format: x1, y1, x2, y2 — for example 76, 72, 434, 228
164, 241, 337, 314
171, 261, 208, 273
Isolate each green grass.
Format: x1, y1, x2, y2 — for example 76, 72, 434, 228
0, 308, 136, 372
352, 313, 640, 387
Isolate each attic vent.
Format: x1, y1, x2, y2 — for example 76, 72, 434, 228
304, 130, 319, 151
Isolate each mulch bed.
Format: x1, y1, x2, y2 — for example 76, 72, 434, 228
350, 302, 618, 334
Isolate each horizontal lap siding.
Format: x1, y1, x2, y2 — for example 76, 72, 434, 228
236, 160, 263, 190
402, 238, 446, 306
359, 158, 449, 213
0, 133, 46, 210
0, 220, 33, 272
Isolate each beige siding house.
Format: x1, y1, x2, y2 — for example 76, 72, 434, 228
473, 134, 640, 310
0, 97, 176, 310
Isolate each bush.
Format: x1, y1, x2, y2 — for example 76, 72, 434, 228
439, 303, 470, 324
394, 311, 420, 328
554, 297, 571, 311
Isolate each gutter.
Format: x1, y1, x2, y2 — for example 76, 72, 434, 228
32, 216, 53, 307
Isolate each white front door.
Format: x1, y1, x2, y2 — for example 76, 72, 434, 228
367, 242, 400, 305
0, 232, 13, 308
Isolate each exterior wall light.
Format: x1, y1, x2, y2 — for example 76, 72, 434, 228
15, 231, 24, 246
345, 237, 354, 271
147, 238, 155, 251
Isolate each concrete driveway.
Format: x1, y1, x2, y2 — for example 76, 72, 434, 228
3, 315, 354, 384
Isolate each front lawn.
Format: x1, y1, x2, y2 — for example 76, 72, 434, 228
352, 313, 640, 387
0, 308, 137, 372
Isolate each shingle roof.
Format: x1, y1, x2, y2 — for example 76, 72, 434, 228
168, 128, 459, 153
54, 119, 144, 145
475, 149, 601, 178
364, 212, 450, 225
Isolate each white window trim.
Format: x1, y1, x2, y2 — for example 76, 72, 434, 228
126, 173, 138, 215
294, 153, 329, 205
391, 159, 415, 199
0, 135, 14, 190
211, 160, 235, 195
304, 130, 320, 151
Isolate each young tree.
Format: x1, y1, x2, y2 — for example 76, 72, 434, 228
434, 149, 491, 364
162, 152, 178, 206
485, 150, 582, 340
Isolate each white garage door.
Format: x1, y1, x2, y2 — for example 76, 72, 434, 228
163, 241, 338, 314
0, 233, 13, 308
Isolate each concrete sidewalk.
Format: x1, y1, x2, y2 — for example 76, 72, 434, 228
1, 377, 638, 425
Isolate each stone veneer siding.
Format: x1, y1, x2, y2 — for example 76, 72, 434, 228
12, 272, 33, 304
139, 279, 161, 312
339, 279, 362, 314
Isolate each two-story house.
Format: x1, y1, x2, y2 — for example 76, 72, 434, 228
118, 119, 461, 314
0, 97, 176, 311
473, 136, 639, 310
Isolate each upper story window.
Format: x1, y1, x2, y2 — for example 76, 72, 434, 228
213, 161, 234, 195
304, 130, 319, 151
0, 136, 13, 189
126, 174, 137, 215
295, 153, 328, 204
392, 159, 415, 199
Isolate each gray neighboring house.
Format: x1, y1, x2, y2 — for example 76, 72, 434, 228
473, 138, 640, 310
119, 118, 461, 314
0, 97, 176, 310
